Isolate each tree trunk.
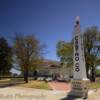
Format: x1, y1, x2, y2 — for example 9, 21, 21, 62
33, 70, 37, 80
86, 63, 89, 79
91, 66, 96, 82
24, 67, 28, 83
0, 70, 2, 80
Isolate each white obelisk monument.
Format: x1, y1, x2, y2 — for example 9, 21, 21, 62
70, 16, 89, 97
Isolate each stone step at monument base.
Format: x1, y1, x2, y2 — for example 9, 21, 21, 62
68, 79, 89, 97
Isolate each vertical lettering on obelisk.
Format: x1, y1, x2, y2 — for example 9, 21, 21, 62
74, 35, 80, 72
69, 16, 89, 98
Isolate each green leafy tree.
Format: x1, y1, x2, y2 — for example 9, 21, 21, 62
56, 41, 73, 72
84, 27, 100, 81
14, 34, 45, 83
96, 68, 100, 75
56, 26, 100, 82
0, 37, 12, 77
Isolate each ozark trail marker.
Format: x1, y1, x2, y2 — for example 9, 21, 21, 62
70, 16, 89, 97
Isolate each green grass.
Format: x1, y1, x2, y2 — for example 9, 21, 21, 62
0, 78, 11, 86
88, 82, 100, 89
0, 78, 51, 90
18, 80, 51, 90
0, 78, 11, 83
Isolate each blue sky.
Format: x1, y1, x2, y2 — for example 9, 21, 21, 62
0, 0, 100, 60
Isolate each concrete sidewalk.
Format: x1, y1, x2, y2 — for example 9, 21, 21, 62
0, 86, 99, 100
88, 89, 100, 100
0, 86, 67, 100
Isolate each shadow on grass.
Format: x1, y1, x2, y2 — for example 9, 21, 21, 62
0, 79, 25, 88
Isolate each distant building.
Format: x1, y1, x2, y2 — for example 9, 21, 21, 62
37, 59, 73, 81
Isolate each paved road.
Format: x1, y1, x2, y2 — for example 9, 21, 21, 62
0, 86, 99, 100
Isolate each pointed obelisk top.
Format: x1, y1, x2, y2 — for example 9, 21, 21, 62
75, 16, 80, 25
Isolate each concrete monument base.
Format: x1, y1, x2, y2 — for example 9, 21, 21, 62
69, 79, 90, 98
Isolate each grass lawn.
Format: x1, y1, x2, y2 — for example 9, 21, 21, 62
18, 80, 51, 90
0, 78, 12, 86
0, 78, 51, 90
88, 82, 100, 89
0, 78, 11, 84
0, 78, 11, 82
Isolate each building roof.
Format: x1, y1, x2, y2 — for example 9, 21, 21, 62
39, 59, 61, 68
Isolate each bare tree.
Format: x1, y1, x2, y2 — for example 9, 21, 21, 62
14, 34, 45, 83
